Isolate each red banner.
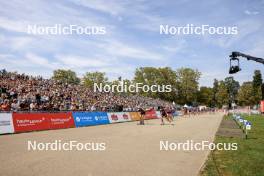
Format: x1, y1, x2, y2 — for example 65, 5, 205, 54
12, 112, 75, 133
145, 109, 158, 119
13, 113, 51, 132
260, 101, 264, 113
49, 112, 75, 129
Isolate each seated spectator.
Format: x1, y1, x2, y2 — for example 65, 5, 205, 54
1, 99, 10, 111
11, 99, 20, 111
0, 70, 172, 112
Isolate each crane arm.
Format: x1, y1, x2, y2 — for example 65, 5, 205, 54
230, 51, 264, 64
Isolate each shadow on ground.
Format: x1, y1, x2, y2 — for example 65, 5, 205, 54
216, 117, 243, 138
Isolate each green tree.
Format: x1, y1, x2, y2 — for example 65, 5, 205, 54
52, 69, 80, 84
157, 67, 178, 101
252, 70, 262, 104
212, 79, 219, 107
83, 71, 108, 88
224, 77, 240, 107
197, 86, 213, 107
238, 82, 255, 106
175, 68, 201, 105
134, 67, 160, 98
133, 67, 177, 101
109, 78, 133, 95
216, 81, 229, 108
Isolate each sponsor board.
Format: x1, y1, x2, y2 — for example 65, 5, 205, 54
0, 113, 14, 134
155, 111, 162, 119
261, 101, 264, 113
107, 112, 132, 123
246, 124, 251, 130
12, 112, 74, 132
13, 113, 50, 132
173, 111, 179, 117
73, 112, 109, 127
129, 112, 141, 121
243, 120, 248, 126
145, 109, 158, 119
49, 112, 75, 129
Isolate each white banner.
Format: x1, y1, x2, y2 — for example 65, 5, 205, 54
0, 113, 14, 134
155, 111, 162, 119
107, 112, 132, 123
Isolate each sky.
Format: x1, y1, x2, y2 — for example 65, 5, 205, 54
0, 0, 264, 87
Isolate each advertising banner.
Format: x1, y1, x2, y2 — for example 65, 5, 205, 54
260, 101, 264, 113
73, 112, 109, 127
49, 112, 75, 129
129, 112, 141, 121
13, 113, 51, 132
155, 111, 162, 119
0, 113, 14, 134
145, 109, 158, 119
107, 112, 132, 123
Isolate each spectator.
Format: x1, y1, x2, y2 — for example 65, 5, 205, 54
1, 99, 10, 111
11, 99, 20, 111
0, 70, 172, 112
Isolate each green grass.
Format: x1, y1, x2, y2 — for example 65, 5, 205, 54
200, 114, 264, 176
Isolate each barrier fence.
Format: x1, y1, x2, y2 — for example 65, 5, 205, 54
0, 110, 163, 135
232, 114, 252, 139
0, 113, 14, 134
107, 112, 132, 123
72, 112, 109, 127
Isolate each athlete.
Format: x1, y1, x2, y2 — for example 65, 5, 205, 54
138, 107, 145, 125
166, 107, 174, 122
160, 107, 173, 125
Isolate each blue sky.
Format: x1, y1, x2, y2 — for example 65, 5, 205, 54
0, 0, 263, 87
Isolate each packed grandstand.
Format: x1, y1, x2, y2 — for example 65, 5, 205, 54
0, 69, 172, 112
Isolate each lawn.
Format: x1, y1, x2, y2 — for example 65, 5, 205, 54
200, 114, 264, 176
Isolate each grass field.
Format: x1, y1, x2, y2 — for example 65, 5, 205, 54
200, 114, 264, 176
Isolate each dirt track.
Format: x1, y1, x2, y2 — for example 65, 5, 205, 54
0, 113, 223, 176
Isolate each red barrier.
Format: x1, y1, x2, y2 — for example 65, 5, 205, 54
13, 113, 51, 132
145, 109, 158, 119
12, 112, 75, 133
260, 101, 264, 113
107, 112, 132, 123
49, 112, 75, 129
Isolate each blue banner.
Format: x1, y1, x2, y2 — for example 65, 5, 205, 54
72, 112, 110, 127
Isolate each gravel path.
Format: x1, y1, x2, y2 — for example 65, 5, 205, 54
0, 113, 223, 176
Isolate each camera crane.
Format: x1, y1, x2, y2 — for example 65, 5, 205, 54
229, 51, 264, 74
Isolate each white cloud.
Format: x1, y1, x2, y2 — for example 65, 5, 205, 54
25, 53, 50, 66
70, 0, 126, 15
0, 53, 53, 77
161, 39, 187, 53
246, 41, 264, 57
203, 19, 263, 48
25, 53, 61, 70
102, 40, 163, 60
0, 35, 34, 50
55, 54, 109, 68
0, 17, 29, 33
244, 10, 259, 15
0, 0, 263, 86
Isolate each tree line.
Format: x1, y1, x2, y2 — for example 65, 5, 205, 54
52, 68, 263, 107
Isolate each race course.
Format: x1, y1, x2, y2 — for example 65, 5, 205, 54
0, 113, 223, 176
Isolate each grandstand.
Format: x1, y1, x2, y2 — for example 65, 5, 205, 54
0, 69, 172, 112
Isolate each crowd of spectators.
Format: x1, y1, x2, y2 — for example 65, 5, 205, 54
0, 69, 172, 112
